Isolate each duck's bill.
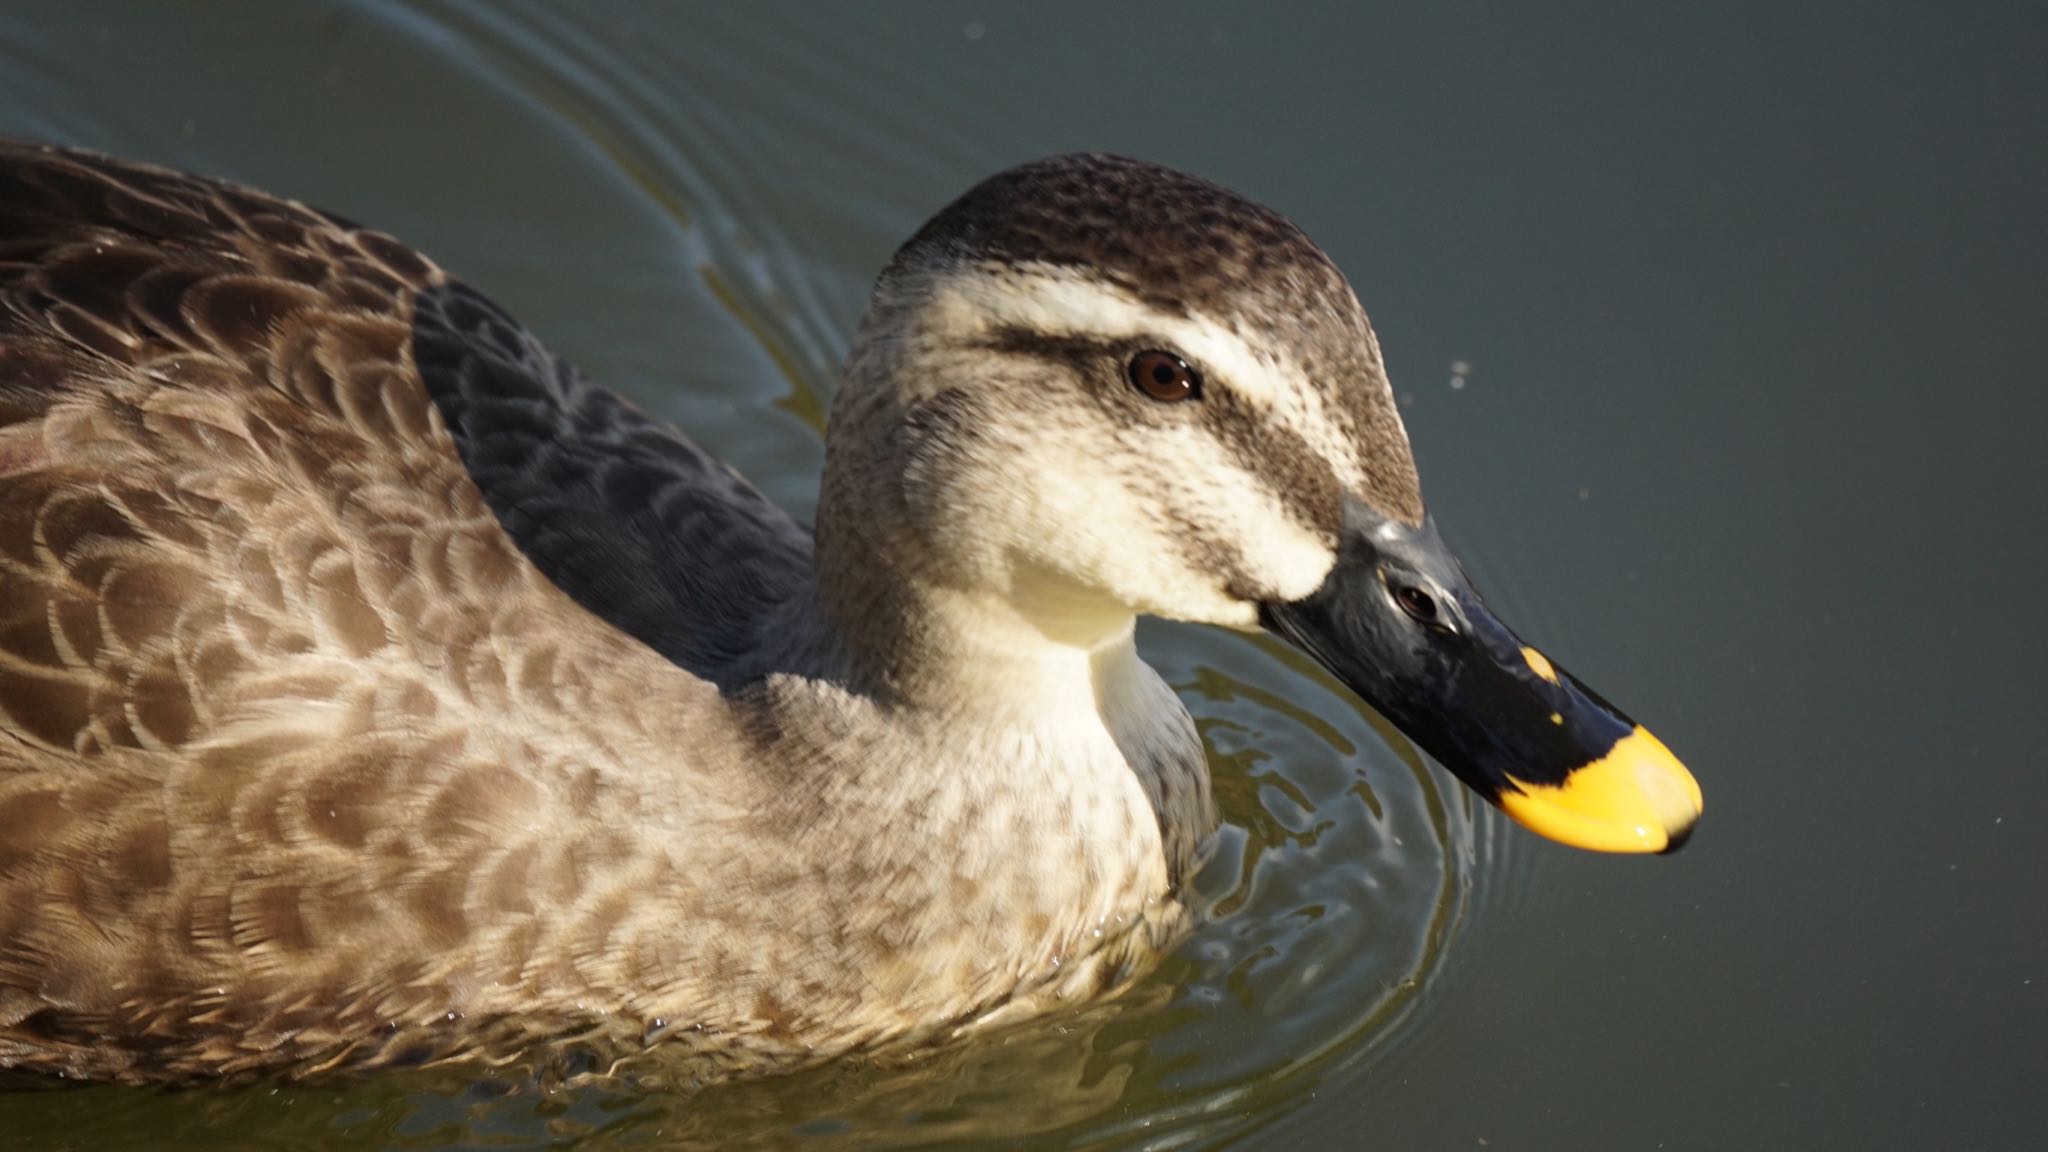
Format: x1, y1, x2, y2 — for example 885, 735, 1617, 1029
1259, 499, 1702, 854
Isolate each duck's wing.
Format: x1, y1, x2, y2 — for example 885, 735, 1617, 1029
411, 279, 813, 684
0, 141, 757, 1077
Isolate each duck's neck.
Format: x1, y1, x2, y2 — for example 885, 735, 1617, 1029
813, 525, 1136, 712
805, 391, 1214, 879
811, 385, 1133, 709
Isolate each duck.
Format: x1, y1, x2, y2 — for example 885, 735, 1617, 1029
0, 140, 1701, 1084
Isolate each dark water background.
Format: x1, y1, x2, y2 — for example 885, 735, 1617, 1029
0, 2, 2043, 1148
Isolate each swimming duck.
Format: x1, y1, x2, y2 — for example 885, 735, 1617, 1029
0, 141, 1700, 1083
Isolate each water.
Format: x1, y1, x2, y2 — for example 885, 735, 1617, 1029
0, 1, 2043, 1148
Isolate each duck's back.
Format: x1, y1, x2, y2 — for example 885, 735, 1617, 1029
0, 141, 803, 1079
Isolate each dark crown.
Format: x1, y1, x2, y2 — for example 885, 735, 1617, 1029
891, 153, 1359, 328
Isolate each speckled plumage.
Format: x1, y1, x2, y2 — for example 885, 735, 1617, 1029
0, 142, 1423, 1083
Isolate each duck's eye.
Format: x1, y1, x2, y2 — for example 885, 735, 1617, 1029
1393, 583, 1440, 624
1127, 350, 1201, 402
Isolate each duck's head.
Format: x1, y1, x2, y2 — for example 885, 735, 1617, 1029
825, 154, 1700, 854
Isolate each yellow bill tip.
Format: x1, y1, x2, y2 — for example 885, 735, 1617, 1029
1498, 726, 1702, 854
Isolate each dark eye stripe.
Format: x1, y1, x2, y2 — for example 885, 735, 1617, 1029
976, 326, 1122, 369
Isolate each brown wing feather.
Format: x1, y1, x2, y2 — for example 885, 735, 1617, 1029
0, 141, 734, 1080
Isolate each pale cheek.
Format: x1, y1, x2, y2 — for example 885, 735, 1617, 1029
1076, 546, 1247, 625
901, 402, 1336, 627
1186, 455, 1339, 605
972, 460, 1252, 624
1233, 514, 1338, 604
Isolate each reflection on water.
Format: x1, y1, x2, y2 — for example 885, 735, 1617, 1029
424, 0, 879, 450
0, 2, 1510, 1148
